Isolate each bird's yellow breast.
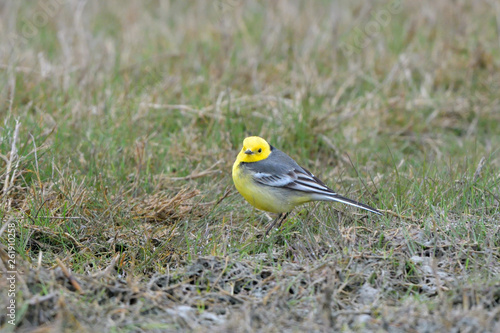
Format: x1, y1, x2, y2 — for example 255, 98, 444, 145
232, 161, 309, 213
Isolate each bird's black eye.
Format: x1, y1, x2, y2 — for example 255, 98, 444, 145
258, 148, 262, 153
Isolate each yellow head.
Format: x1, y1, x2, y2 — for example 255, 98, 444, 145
236, 136, 272, 163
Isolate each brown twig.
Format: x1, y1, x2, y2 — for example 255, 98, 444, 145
27, 225, 83, 250
161, 160, 223, 181
56, 257, 83, 294
2, 119, 21, 198
472, 156, 486, 183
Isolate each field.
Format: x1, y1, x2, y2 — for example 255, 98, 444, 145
1, 0, 500, 332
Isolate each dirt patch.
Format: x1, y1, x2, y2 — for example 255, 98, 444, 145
2, 248, 499, 332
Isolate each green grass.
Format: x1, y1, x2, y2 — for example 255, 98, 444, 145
1, 1, 500, 332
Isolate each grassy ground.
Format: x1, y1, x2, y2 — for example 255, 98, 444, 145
1, 0, 500, 332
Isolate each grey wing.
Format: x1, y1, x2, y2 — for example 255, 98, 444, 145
246, 149, 382, 215
248, 153, 337, 196
252, 169, 297, 188
287, 166, 337, 196
253, 166, 382, 215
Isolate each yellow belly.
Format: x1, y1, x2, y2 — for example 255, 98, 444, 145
232, 161, 310, 213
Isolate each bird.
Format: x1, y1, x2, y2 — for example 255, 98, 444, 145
232, 136, 382, 235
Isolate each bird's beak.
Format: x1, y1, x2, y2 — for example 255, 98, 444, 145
244, 149, 254, 155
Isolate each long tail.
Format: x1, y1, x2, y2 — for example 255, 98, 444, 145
322, 193, 382, 215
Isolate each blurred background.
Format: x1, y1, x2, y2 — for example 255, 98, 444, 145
1, 1, 499, 331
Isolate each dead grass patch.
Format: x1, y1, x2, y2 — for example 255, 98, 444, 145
131, 188, 202, 223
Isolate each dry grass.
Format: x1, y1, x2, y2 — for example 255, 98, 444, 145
1, 0, 500, 332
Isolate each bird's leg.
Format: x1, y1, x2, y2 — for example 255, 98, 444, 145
265, 212, 290, 236
275, 212, 289, 230
265, 213, 282, 236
